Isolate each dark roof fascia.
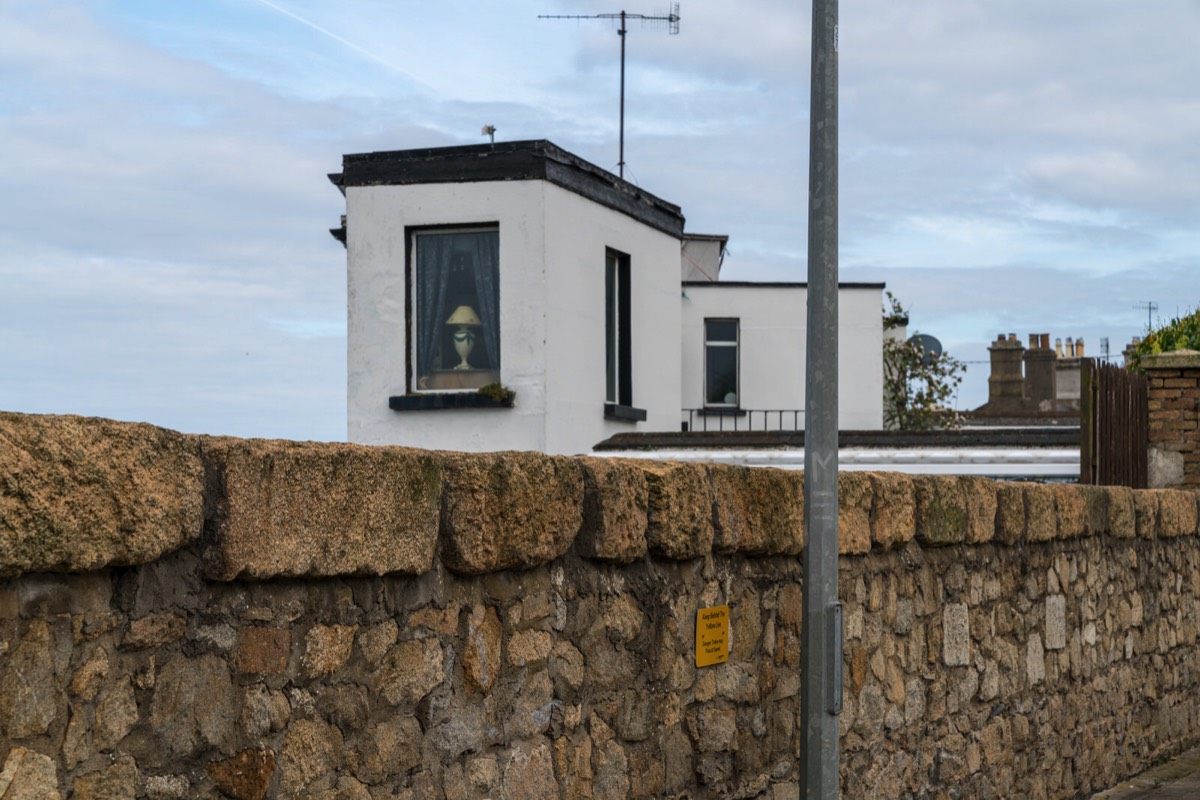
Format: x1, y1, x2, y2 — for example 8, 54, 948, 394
339, 140, 685, 238
594, 427, 1080, 451
682, 281, 887, 290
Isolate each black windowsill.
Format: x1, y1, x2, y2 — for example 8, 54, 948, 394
389, 394, 513, 411
604, 403, 647, 422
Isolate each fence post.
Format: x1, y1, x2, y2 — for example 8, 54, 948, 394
1080, 359, 1094, 484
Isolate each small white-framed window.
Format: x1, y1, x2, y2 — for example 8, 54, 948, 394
704, 318, 739, 407
410, 226, 500, 392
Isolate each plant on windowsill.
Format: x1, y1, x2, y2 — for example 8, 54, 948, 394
388, 383, 515, 411
477, 383, 516, 405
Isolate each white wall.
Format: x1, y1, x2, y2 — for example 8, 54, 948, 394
346, 180, 550, 452
839, 288, 885, 429
345, 179, 682, 454
543, 184, 682, 454
681, 236, 725, 282
680, 285, 884, 431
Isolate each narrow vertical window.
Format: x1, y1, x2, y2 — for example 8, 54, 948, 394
410, 227, 500, 392
606, 252, 618, 404
605, 249, 632, 408
705, 319, 739, 406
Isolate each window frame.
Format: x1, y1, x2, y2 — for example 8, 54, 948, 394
603, 248, 645, 421
404, 223, 501, 395
703, 317, 740, 408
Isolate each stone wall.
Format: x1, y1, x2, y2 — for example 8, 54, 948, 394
2, 411, 1200, 799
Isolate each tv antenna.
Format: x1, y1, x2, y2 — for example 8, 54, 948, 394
539, 5, 680, 179
1134, 300, 1158, 330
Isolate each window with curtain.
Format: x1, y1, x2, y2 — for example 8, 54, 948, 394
411, 227, 500, 392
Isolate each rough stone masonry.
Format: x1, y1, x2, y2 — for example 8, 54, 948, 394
2, 410, 1200, 799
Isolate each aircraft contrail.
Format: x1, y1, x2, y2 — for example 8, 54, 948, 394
248, 0, 423, 85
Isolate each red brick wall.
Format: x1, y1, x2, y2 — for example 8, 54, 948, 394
1146, 362, 1200, 487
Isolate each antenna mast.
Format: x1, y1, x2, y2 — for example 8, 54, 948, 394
1134, 300, 1158, 331
539, 5, 681, 179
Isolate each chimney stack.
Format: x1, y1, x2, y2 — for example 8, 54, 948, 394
1024, 332, 1057, 410
985, 332, 1026, 412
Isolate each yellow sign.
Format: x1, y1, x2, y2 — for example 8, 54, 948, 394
695, 605, 730, 667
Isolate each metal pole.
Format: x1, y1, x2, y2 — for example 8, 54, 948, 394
801, 0, 840, 796
618, 10, 627, 178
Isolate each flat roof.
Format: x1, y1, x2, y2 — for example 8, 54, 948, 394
331, 139, 685, 238
682, 281, 887, 289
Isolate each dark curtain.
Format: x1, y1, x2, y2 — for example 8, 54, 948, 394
467, 231, 500, 370
417, 234, 454, 377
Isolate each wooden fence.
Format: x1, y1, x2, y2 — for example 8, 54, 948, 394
1080, 359, 1148, 488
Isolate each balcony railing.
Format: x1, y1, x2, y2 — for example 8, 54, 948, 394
681, 408, 805, 433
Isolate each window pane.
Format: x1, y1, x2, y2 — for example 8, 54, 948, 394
606, 253, 617, 403
706, 320, 738, 342
605, 249, 632, 407
413, 229, 500, 391
705, 346, 738, 405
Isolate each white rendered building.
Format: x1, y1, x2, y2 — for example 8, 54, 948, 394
331, 141, 683, 454
680, 281, 884, 432
331, 140, 886, 454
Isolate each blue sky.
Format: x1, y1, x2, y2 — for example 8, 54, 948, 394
2, 0, 1199, 440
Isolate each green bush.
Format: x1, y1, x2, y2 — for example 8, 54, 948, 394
1130, 308, 1200, 368
882, 293, 965, 431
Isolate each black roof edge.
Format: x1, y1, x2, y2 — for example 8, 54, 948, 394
682, 281, 887, 289
328, 173, 345, 197
338, 140, 684, 238
594, 426, 1080, 451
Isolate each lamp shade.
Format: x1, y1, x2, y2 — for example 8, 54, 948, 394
445, 305, 482, 326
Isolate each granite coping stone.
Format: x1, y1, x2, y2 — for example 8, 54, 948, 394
1141, 350, 1200, 370
0, 411, 203, 578
1, 411, 1199, 579
201, 437, 443, 580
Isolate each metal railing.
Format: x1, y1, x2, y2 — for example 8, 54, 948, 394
681, 408, 805, 432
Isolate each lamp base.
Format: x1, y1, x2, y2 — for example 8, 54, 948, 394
452, 326, 476, 370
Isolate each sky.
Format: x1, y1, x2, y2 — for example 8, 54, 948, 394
2, 0, 1198, 441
